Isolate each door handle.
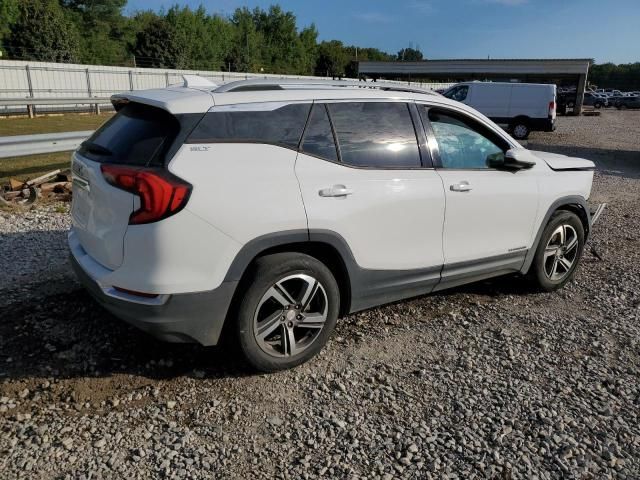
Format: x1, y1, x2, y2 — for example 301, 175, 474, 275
319, 184, 353, 197
450, 181, 472, 192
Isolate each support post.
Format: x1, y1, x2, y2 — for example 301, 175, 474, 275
25, 65, 35, 118
575, 73, 587, 116
129, 70, 134, 91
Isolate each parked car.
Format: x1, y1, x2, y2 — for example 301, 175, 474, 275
69, 77, 603, 371
616, 96, 640, 109
442, 82, 556, 139
556, 91, 577, 114
583, 92, 607, 109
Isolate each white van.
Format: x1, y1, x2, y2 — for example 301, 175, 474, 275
442, 82, 556, 140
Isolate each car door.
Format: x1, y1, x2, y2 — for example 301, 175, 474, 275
295, 101, 445, 310
417, 105, 539, 289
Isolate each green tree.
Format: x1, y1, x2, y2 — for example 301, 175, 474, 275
6, 0, 80, 62
315, 40, 349, 77
397, 47, 423, 61
61, 0, 131, 65
252, 5, 300, 73
228, 7, 264, 72
296, 24, 318, 75
166, 5, 234, 70
132, 14, 184, 69
0, 0, 19, 47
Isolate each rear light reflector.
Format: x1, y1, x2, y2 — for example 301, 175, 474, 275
113, 286, 159, 298
549, 100, 556, 116
101, 164, 191, 225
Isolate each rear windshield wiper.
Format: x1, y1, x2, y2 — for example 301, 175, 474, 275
81, 140, 112, 156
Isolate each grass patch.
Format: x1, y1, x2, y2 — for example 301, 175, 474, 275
0, 151, 72, 184
0, 112, 112, 136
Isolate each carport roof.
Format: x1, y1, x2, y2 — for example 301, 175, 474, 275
359, 58, 593, 76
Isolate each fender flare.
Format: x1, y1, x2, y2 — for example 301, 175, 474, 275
223, 229, 441, 314
520, 195, 590, 274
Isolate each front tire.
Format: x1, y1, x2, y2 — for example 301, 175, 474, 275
527, 211, 585, 292
236, 252, 340, 372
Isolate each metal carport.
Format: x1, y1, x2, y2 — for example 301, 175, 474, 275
358, 58, 592, 115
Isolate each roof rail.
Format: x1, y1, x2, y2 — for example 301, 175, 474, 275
213, 78, 437, 96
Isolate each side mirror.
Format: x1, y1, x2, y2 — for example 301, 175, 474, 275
488, 149, 535, 171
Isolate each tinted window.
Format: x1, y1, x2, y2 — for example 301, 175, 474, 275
188, 103, 310, 148
79, 103, 179, 166
444, 85, 469, 102
328, 102, 421, 168
301, 104, 338, 162
425, 109, 507, 169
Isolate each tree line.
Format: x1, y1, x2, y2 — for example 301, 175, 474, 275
0, 0, 424, 77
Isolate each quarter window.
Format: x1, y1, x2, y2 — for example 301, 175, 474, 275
424, 108, 508, 169
327, 102, 421, 168
300, 104, 338, 162
187, 103, 311, 148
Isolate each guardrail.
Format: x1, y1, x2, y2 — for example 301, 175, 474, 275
0, 98, 112, 117
0, 130, 93, 159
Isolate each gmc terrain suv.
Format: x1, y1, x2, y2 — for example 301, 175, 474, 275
69, 77, 604, 371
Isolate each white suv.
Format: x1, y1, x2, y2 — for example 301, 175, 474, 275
69, 77, 603, 371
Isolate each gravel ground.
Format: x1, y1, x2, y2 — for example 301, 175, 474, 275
1, 110, 639, 479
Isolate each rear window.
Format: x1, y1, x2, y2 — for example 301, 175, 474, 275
79, 103, 179, 166
187, 103, 311, 148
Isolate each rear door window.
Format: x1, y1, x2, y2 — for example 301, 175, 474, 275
327, 102, 421, 168
187, 103, 311, 148
79, 103, 179, 166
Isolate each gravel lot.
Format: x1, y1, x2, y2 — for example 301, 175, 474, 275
1, 110, 639, 479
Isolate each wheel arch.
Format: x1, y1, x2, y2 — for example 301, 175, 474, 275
224, 230, 353, 317
521, 196, 591, 274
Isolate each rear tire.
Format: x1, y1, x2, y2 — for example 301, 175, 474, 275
511, 121, 530, 140
526, 211, 585, 292
235, 252, 340, 372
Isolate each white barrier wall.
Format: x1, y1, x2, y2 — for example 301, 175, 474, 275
0, 60, 454, 114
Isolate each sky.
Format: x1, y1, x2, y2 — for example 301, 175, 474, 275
125, 0, 640, 64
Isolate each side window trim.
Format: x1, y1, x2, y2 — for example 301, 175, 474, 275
416, 104, 443, 168
323, 103, 343, 162
297, 102, 341, 163
409, 102, 433, 168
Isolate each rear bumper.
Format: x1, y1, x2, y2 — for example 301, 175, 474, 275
69, 239, 238, 346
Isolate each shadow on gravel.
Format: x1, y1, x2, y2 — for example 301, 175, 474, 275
526, 144, 640, 179
0, 273, 531, 384
0, 287, 252, 383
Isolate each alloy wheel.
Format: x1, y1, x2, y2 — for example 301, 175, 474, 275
253, 274, 328, 358
543, 224, 579, 281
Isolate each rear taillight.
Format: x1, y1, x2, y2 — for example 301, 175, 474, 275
100, 164, 191, 225
549, 100, 556, 116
